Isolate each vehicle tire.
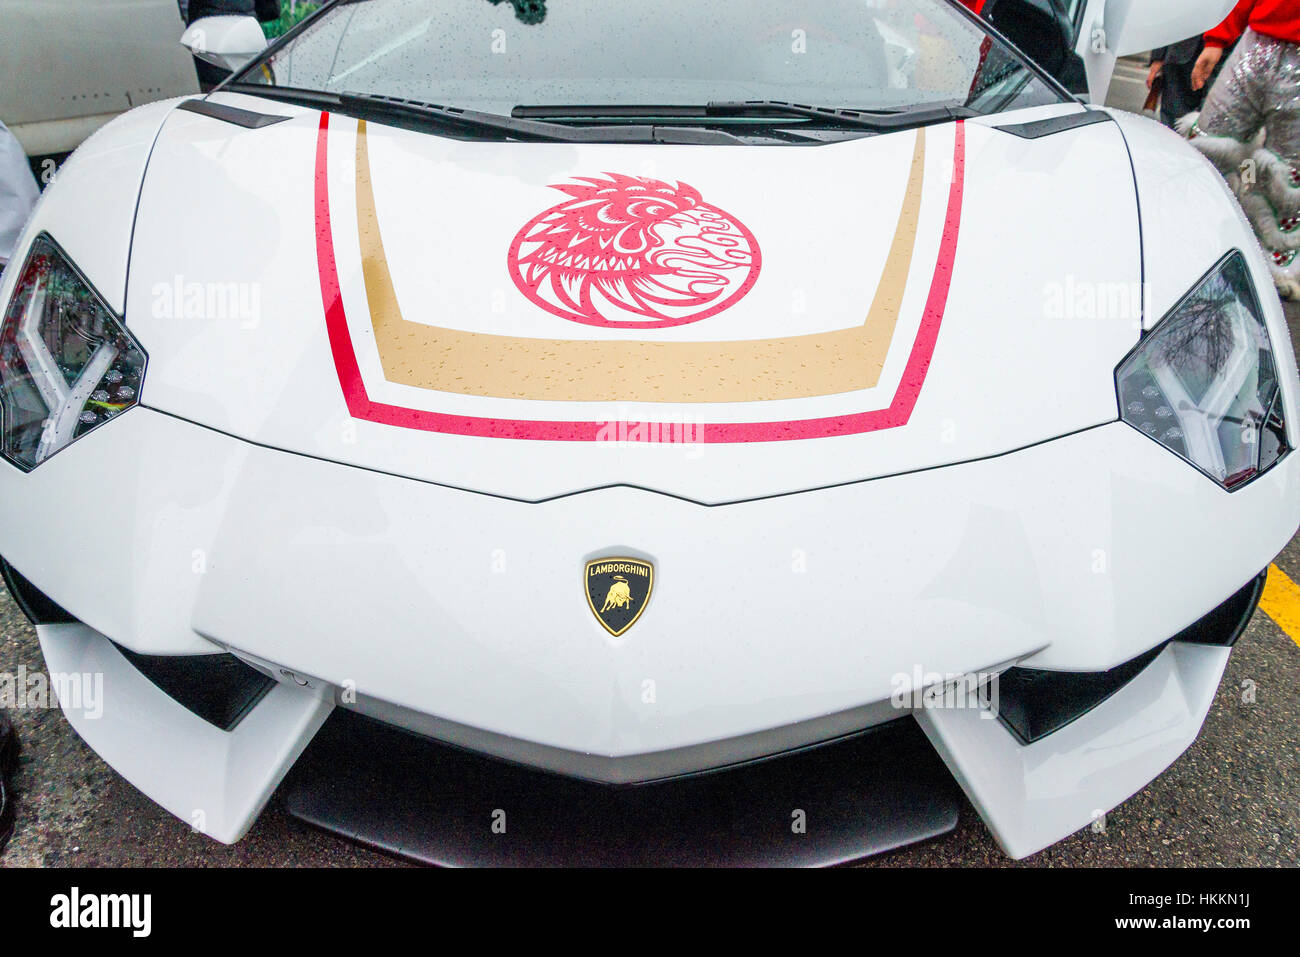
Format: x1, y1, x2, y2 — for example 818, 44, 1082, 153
0, 712, 15, 853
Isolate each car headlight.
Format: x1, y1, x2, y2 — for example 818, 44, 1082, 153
1117, 251, 1287, 490
0, 235, 146, 471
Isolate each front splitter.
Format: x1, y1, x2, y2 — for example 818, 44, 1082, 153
279, 711, 961, 867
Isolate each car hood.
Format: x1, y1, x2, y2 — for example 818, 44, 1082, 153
124, 94, 1140, 504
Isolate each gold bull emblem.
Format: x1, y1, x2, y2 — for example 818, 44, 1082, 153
585, 558, 654, 637
600, 576, 634, 613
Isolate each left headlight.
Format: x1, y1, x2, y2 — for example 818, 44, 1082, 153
0, 235, 146, 471
1117, 251, 1288, 490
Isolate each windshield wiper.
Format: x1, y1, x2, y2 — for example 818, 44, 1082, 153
337, 92, 657, 142
225, 85, 744, 143
225, 83, 343, 109
703, 100, 978, 130
514, 100, 977, 133
226, 84, 640, 141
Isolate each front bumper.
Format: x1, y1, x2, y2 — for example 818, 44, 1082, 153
1, 407, 1296, 858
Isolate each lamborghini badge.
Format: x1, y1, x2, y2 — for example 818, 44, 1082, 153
585, 558, 654, 637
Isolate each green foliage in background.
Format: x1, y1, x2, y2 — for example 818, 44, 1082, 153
262, 1, 321, 39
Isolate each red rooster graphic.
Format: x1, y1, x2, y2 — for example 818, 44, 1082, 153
508, 173, 761, 329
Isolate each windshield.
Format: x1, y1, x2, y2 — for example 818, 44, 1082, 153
239, 0, 1067, 118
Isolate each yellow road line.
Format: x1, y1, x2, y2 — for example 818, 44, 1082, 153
1258, 564, 1300, 649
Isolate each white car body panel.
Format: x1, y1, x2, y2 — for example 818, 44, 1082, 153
1109, 109, 1300, 435
1, 406, 1295, 795
38, 621, 332, 844
119, 95, 1145, 503
0, 97, 186, 316
918, 640, 1231, 859
3, 5, 1298, 859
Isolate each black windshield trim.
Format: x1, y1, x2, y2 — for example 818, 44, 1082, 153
177, 98, 293, 129
993, 108, 1111, 139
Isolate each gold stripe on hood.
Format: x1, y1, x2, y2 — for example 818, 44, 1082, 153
355, 119, 925, 403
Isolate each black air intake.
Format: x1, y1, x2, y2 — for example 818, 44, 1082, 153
1, 556, 273, 732
996, 570, 1266, 744
111, 644, 275, 732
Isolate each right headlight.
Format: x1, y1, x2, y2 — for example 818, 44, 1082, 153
0, 234, 147, 472
1117, 251, 1288, 490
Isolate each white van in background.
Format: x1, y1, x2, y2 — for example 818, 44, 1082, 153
0, 0, 198, 161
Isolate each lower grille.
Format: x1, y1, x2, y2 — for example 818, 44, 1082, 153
280, 710, 961, 867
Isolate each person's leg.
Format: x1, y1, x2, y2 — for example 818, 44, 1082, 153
193, 57, 230, 93
1189, 31, 1268, 175
1239, 37, 1300, 297
1159, 60, 1204, 129
1189, 32, 1300, 297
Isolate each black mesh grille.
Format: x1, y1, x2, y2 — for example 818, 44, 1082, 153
111, 644, 275, 732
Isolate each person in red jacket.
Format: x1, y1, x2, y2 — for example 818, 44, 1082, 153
1184, 0, 1300, 298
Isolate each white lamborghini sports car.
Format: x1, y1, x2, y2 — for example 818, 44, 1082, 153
1, 0, 1296, 866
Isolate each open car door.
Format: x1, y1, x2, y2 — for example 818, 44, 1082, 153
976, 0, 1238, 104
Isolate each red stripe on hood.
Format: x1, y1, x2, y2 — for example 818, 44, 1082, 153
313, 113, 966, 443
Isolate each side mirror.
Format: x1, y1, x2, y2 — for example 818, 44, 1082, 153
1065, 0, 1234, 102
1104, 0, 1238, 57
180, 15, 268, 74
